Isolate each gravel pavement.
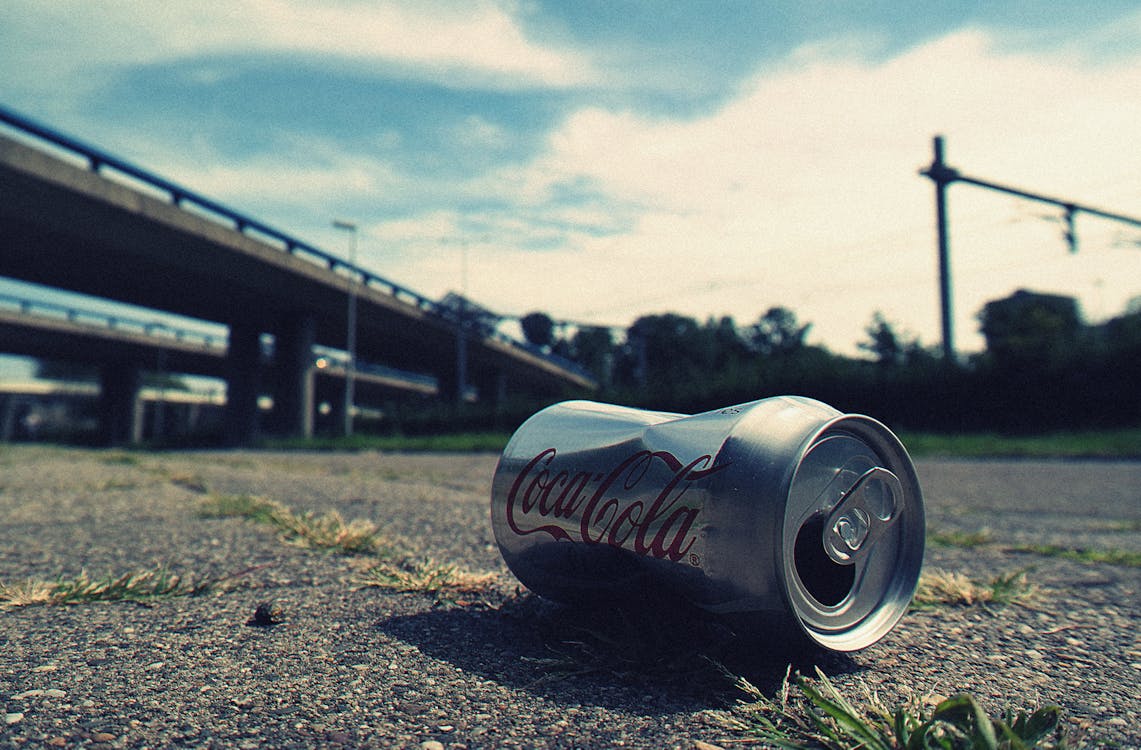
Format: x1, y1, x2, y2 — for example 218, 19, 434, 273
1, 447, 1138, 748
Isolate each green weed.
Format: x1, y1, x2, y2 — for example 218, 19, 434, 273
353, 558, 497, 602
262, 432, 511, 453
930, 529, 994, 548
199, 493, 391, 555
913, 569, 1037, 609
899, 429, 1141, 459
99, 452, 142, 466
1015, 544, 1141, 568
1, 567, 209, 608
716, 666, 1074, 749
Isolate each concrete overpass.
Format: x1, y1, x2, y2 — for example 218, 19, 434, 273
0, 293, 438, 442
0, 106, 596, 443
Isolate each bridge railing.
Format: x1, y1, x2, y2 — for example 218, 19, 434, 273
2, 291, 448, 390
0, 291, 225, 350
0, 105, 596, 385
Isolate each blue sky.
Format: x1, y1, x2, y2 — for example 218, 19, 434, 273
1, 0, 1139, 365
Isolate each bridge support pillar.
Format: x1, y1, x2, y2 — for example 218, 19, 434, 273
269, 312, 316, 438
224, 322, 262, 446
100, 363, 142, 445
475, 369, 508, 410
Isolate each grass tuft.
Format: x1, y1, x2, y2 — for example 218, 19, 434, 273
262, 432, 511, 453
1, 567, 209, 608
930, 529, 994, 548
353, 558, 497, 603
714, 666, 1074, 749
1014, 544, 1141, 568
913, 569, 1038, 609
199, 493, 393, 555
899, 429, 1141, 459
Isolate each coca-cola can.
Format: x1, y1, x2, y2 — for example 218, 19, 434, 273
490, 396, 925, 652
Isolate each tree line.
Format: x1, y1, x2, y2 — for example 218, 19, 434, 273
519, 289, 1141, 433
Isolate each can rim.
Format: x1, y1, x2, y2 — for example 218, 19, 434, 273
780, 414, 925, 651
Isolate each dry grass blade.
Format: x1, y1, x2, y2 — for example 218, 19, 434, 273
1, 567, 209, 608
198, 493, 280, 523
354, 558, 497, 600
199, 493, 392, 555
270, 508, 382, 554
0, 579, 58, 608
930, 528, 994, 548
1015, 544, 1141, 568
913, 568, 1038, 608
712, 666, 1074, 749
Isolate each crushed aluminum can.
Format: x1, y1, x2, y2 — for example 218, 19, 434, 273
490, 396, 925, 652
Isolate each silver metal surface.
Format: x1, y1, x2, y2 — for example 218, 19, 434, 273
490, 396, 925, 652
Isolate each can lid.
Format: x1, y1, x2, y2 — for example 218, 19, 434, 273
781, 416, 925, 651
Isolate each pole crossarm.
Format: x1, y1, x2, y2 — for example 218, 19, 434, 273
925, 167, 1141, 230
919, 134, 1140, 363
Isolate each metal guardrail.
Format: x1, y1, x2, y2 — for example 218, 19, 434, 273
1, 291, 443, 390
0, 291, 225, 350
0, 104, 596, 383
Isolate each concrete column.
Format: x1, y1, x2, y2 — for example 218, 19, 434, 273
0, 394, 18, 442
270, 312, 316, 438
436, 366, 459, 408
224, 322, 263, 446
475, 369, 508, 410
100, 363, 142, 445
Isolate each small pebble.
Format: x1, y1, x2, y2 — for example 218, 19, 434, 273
4, 713, 23, 725
420, 742, 445, 750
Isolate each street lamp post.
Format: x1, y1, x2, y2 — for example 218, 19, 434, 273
332, 219, 358, 437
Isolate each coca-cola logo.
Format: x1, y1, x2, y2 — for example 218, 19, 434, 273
504, 448, 728, 562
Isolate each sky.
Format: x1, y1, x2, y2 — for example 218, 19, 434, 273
1, 0, 1139, 363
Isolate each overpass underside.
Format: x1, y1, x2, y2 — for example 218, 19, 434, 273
0, 122, 595, 444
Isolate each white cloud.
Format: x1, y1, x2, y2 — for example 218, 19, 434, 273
0, 0, 597, 89
388, 28, 1141, 353
6, 5, 1136, 356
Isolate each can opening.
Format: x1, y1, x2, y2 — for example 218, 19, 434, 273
794, 513, 855, 607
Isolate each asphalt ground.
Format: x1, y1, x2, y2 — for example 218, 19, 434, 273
1, 447, 1138, 749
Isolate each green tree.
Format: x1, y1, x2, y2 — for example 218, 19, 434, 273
749, 307, 811, 357
859, 311, 903, 366
567, 325, 614, 385
520, 311, 555, 349
978, 289, 1082, 369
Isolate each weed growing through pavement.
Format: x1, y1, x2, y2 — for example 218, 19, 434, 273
1014, 544, 1141, 568
199, 493, 393, 555
913, 568, 1038, 609
0, 567, 210, 608
353, 558, 498, 603
99, 452, 142, 466
200, 493, 495, 603
925, 529, 1141, 568
930, 529, 994, 548
713, 665, 1075, 749
1101, 519, 1141, 533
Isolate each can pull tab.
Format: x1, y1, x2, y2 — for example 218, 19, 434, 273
823, 467, 902, 565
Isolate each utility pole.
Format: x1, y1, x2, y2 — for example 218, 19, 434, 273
920, 136, 1141, 364
455, 239, 469, 407
922, 136, 957, 363
332, 219, 358, 437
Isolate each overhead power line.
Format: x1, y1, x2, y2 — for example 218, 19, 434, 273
919, 135, 1141, 363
